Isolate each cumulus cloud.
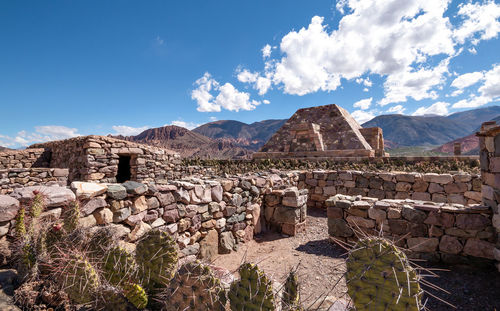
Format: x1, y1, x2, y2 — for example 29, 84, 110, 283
209, 116, 217, 122
450, 71, 484, 89
0, 126, 81, 148
412, 101, 450, 116
193, 72, 266, 112
387, 105, 406, 114
351, 110, 375, 124
170, 120, 200, 130
452, 64, 500, 108
262, 44, 272, 58
453, 1, 500, 44
236, 68, 272, 95
353, 97, 372, 110
112, 125, 149, 136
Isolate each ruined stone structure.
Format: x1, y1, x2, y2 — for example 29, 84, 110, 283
29, 135, 180, 183
477, 121, 500, 270
253, 104, 386, 159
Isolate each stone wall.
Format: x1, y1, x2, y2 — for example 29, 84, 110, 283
31, 135, 181, 183
0, 148, 50, 169
477, 121, 500, 270
299, 170, 481, 208
327, 194, 495, 262
0, 168, 68, 194
0, 173, 305, 264
263, 187, 308, 236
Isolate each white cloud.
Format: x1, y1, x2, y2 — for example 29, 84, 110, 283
412, 101, 449, 116
351, 110, 375, 124
386, 105, 406, 114
468, 47, 477, 54
192, 72, 221, 112
237, 68, 272, 95
263, 99, 270, 104
452, 64, 500, 108
450, 71, 484, 89
112, 125, 149, 136
262, 44, 272, 58
237, 69, 258, 83
209, 116, 217, 122
155, 35, 165, 46
355, 77, 372, 87
170, 120, 200, 130
453, 1, 500, 44
353, 97, 372, 110
0, 126, 81, 147
192, 72, 264, 112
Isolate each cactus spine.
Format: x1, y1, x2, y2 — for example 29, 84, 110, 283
103, 246, 137, 286
228, 263, 276, 311
136, 230, 178, 290
282, 271, 301, 311
62, 253, 100, 304
62, 201, 80, 233
346, 237, 423, 311
163, 261, 226, 311
123, 282, 148, 309
15, 207, 27, 240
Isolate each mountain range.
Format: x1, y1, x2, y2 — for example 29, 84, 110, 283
109, 105, 500, 158
0, 146, 11, 152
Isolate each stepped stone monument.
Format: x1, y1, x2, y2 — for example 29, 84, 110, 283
253, 104, 387, 159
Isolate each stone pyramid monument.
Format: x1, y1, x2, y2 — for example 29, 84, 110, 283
253, 104, 386, 159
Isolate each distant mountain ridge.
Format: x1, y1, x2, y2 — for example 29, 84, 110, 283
193, 119, 286, 150
0, 146, 11, 152
362, 106, 500, 147
111, 125, 252, 159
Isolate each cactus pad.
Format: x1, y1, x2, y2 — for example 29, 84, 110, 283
136, 230, 178, 290
103, 246, 137, 286
15, 207, 27, 240
228, 263, 276, 311
29, 192, 44, 218
163, 261, 226, 311
282, 271, 301, 311
61, 253, 100, 304
62, 201, 80, 233
123, 282, 148, 309
346, 237, 423, 311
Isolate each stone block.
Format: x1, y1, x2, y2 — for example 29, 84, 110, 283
424, 212, 454, 228
281, 221, 306, 236
407, 237, 439, 252
94, 208, 113, 225
71, 182, 107, 199
346, 216, 375, 228
368, 207, 386, 223
456, 214, 491, 230
387, 207, 401, 219
0, 195, 20, 222
327, 207, 343, 219
81, 197, 107, 216
402, 205, 427, 223
122, 181, 148, 195
327, 218, 353, 237
463, 239, 494, 259
131, 195, 148, 214
439, 235, 463, 254
107, 184, 128, 200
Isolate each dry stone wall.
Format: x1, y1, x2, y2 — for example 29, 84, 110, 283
0, 148, 50, 169
0, 172, 305, 264
299, 170, 481, 208
327, 194, 495, 263
31, 135, 181, 183
0, 168, 68, 194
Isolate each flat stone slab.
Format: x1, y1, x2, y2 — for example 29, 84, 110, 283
71, 181, 107, 199
0, 195, 20, 222
107, 184, 128, 200
122, 181, 148, 195
11, 186, 75, 208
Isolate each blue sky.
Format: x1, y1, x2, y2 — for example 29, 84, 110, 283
1, 0, 499, 148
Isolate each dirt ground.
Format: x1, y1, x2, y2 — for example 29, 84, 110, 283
213, 209, 500, 311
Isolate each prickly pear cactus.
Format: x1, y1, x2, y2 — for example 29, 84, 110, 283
346, 237, 423, 311
103, 246, 137, 286
87, 226, 115, 259
228, 263, 276, 311
62, 201, 80, 233
123, 282, 148, 309
97, 286, 130, 311
62, 253, 100, 304
136, 230, 178, 290
163, 261, 226, 311
282, 271, 301, 311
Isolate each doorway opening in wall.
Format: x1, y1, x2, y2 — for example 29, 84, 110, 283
116, 155, 131, 183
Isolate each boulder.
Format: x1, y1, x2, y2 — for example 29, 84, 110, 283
94, 208, 113, 225
11, 186, 75, 208
439, 235, 463, 254
81, 197, 107, 216
71, 182, 107, 199
199, 229, 219, 260
0, 195, 20, 222
122, 181, 148, 195
107, 184, 128, 200
219, 231, 236, 254
463, 239, 494, 259
128, 221, 151, 242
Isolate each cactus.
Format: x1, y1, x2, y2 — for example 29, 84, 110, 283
136, 230, 178, 290
15, 207, 27, 240
282, 271, 302, 311
163, 261, 226, 311
228, 263, 276, 311
345, 237, 423, 311
103, 246, 137, 286
97, 286, 130, 311
87, 226, 115, 259
123, 282, 148, 309
61, 253, 100, 304
29, 191, 44, 219
62, 201, 80, 233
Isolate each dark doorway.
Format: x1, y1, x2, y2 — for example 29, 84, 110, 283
116, 155, 131, 183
